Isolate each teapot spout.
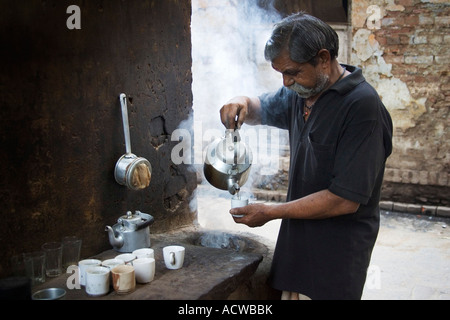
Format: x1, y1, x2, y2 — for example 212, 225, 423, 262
105, 226, 124, 249
227, 180, 240, 195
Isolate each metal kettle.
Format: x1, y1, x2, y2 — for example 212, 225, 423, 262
105, 210, 154, 252
203, 129, 252, 195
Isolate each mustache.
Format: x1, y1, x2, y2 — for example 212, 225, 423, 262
288, 82, 317, 98
288, 73, 329, 98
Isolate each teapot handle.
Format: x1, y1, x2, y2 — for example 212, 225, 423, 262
134, 211, 154, 230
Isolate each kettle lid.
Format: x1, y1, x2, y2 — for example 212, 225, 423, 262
116, 210, 154, 231
215, 129, 248, 165
118, 211, 142, 223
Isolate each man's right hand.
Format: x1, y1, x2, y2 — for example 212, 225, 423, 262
219, 96, 262, 129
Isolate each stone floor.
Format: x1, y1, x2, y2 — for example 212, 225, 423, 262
362, 211, 450, 300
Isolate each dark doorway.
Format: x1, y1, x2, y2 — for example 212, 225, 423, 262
258, 0, 349, 23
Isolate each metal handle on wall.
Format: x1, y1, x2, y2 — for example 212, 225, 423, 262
119, 93, 132, 155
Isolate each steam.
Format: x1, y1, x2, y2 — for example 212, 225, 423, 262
191, 0, 286, 192
171, 1, 288, 231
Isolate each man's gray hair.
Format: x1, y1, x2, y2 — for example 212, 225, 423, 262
264, 12, 339, 65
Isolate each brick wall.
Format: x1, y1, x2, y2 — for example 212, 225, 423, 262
351, 0, 449, 205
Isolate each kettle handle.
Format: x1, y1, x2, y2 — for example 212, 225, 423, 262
135, 211, 154, 230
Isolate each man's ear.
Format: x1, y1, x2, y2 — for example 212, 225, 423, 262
317, 49, 331, 68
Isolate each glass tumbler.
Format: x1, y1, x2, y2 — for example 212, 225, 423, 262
41, 242, 62, 277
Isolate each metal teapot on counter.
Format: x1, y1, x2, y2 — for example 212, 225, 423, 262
105, 210, 154, 252
203, 129, 252, 195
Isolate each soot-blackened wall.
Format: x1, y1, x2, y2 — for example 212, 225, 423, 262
0, 0, 195, 277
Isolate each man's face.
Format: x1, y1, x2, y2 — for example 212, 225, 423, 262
272, 51, 329, 99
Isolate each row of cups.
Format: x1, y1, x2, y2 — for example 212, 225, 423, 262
79, 246, 185, 297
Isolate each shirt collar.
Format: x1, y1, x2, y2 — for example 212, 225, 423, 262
329, 64, 365, 95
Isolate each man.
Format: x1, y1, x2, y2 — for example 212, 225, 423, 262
220, 13, 393, 300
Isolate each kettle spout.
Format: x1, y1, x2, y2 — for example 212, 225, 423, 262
105, 226, 124, 249
227, 181, 240, 195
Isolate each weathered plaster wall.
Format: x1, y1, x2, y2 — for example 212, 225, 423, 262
351, 0, 449, 205
0, 0, 195, 278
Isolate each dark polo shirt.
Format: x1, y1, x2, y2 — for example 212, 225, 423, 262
260, 65, 393, 299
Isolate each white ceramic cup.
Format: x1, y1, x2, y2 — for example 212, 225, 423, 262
85, 266, 110, 296
132, 248, 154, 259
132, 257, 155, 284
163, 245, 185, 270
78, 259, 102, 286
114, 253, 136, 266
101, 258, 125, 270
101, 259, 125, 288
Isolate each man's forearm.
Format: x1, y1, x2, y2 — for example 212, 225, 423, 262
270, 189, 360, 220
